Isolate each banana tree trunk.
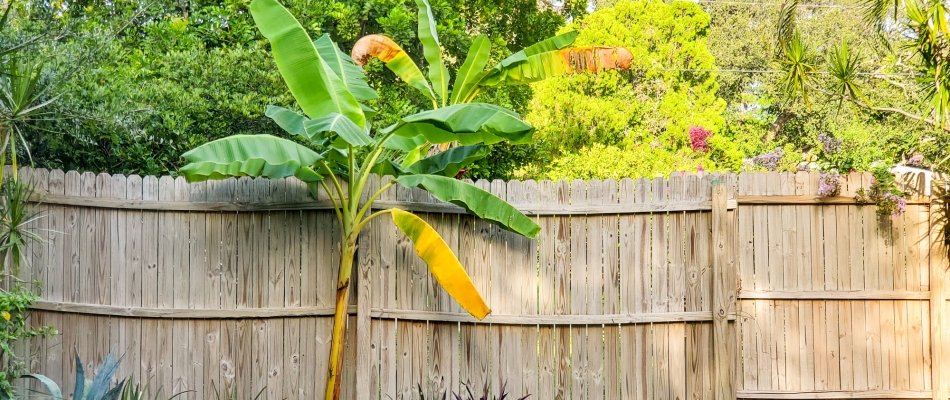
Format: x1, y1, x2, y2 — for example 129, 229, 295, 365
325, 237, 357, 400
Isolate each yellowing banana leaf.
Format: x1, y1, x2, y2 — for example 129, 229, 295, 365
415, 0, 450, 106
495, 31, 578, 70
314, 33, 378, 102
404, 144, 488, 177
303, 112, 375, 148
395, 174, 540, 238
391, 209, 490, 319
351, 34, 436, 103
250, 0, 365, 127
181, 134, 323, 182
390, 103, 533, 145
451, 34, 491, 105
479, 46, 633, 88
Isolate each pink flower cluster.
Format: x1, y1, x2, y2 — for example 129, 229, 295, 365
908, 154, 924, 166
689, 126, 711, 153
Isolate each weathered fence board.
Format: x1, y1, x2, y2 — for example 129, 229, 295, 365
15, 169, 943, 400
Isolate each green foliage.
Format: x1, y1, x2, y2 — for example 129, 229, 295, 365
210, 381, 265, 400
119, 376, 188, 400
405, 382, 530, 400
73, 350, 127, 400
855, 165, 908, 216
520, 0, 728, 180
0, 285, 56, 398
13, 0, 564, 177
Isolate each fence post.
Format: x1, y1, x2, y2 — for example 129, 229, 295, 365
930, 176, 948, 400
712, 178, 736, 400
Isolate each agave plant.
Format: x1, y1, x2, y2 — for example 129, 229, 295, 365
180, 1, 555, 399
2, 350, 127, 400
119, 375, 188, 400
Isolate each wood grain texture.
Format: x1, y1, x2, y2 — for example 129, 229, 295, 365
21, 171, 940, 400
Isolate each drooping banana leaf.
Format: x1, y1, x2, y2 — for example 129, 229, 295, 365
351, 34, 436, 103
391, 209, 490, 319
478, 46, 633, 88
181, 135, 324, 183
265, 105, 308, 138
451, 34, 491, 105
303, 113, 375, 148
314, 33, 378, 102
389, 103, 534, 145
395, 174, 540, 238
404, 144, 488, 176
482, 31, 578, 79
415, 0, 450, 106
381, 132, 428, 152
250, 0, 365, 127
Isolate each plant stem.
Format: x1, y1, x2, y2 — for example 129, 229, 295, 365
325, 235, 356, 400
356, 181, 395, 223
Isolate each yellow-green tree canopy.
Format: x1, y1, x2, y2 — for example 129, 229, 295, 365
522, 0, 733, 180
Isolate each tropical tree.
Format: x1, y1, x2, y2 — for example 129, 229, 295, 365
349, 6, 632, 153
774, 0, 950, 135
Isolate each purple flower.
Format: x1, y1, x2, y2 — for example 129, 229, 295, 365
884, 192, 907, 216
818, 170, 841, 196
752, 148, 784, 171
908, 154, 924, 166
818, 133, 842, 153
689, 126, 711, 153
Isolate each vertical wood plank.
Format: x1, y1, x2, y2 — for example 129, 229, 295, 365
570, 179, 587, 400
601, 179, 620, 400
651, 177, 670, 400
357, 175, 379, 400
930, 176, 948, 400
712, 177, 735, 400
538, 180, 558, 400
554, 180, 572, 400
619, 178, 639, 400
586, 179, 605, 400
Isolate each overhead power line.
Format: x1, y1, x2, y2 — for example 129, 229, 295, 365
691, 0, 863, 8
656, 68, 923, 77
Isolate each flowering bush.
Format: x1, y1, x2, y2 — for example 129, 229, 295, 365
908, 153, 924, 166
818, 133, 842, 153
751, 148, 785, 171
854, 166, 907, 216
689, 126, 711, 153
818, 170, 841, 196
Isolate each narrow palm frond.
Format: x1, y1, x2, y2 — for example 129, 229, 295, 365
777, 32, 817, 107
776, 0, 800, 51
828, 41, 865, 111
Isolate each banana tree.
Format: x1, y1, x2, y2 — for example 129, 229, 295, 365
179, 0, 541, 399
350, 0, 632, 153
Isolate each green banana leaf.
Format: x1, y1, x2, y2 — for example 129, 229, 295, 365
314, 33, 378, 102
404, 144, 488, 177
250, 0, 365, 127
451, 34, 491, 105
181, 135, 324, 183
395, 174, 540, 238
369, 159, 405, 177
303, 113, 375, 148
265, 105, 308, 138
416, 0, 450, 106
381, 132, 428, 152
390, 103, 533, 145
479, 31, 578, 87
400, 143, 431, 169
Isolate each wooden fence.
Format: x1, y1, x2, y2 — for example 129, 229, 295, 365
14, 168, 947, 400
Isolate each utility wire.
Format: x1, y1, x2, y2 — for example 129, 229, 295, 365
647, 67, 925, 77
691, 0, 863, 8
